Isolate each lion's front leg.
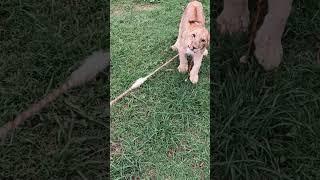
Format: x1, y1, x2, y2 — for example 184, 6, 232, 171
254, 0, 292, 70
177, 48, 188, 73
216, 0, 249, 34
189, 53, 204, 84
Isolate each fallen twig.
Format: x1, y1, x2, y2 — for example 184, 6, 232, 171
110, 54, 178, 106
0, 51, 108, 140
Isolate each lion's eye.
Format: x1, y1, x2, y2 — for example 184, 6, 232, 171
192, 34, 195, 38
201, 39, 206, 42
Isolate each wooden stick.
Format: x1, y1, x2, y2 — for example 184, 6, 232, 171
110, 54, 179, 106
0, 51, 108, 140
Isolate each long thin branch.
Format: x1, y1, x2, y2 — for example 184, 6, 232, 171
0, 51, 108, 140
110, 54, 178, 106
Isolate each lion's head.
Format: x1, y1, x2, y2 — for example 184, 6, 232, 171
185, 27, 210, 55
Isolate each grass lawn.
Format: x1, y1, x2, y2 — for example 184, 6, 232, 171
111, 0, 210, 179
0, 0, 108, 179
212, 0, 320, 179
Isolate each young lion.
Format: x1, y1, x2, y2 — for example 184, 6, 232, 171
171, 0, 210, 84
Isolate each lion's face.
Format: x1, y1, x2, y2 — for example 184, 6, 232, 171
185, 27, 210, 55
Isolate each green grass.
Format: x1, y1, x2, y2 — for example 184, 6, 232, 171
0, 0, 108, 179
212, 0, 320, 179
111, 0, 210, 179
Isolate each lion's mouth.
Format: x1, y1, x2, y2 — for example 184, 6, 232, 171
186, 47, 202, 56
186, 48, 195, 56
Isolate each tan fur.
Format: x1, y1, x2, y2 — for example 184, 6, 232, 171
171, 1, 210, 84
217, 0, 293, 70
